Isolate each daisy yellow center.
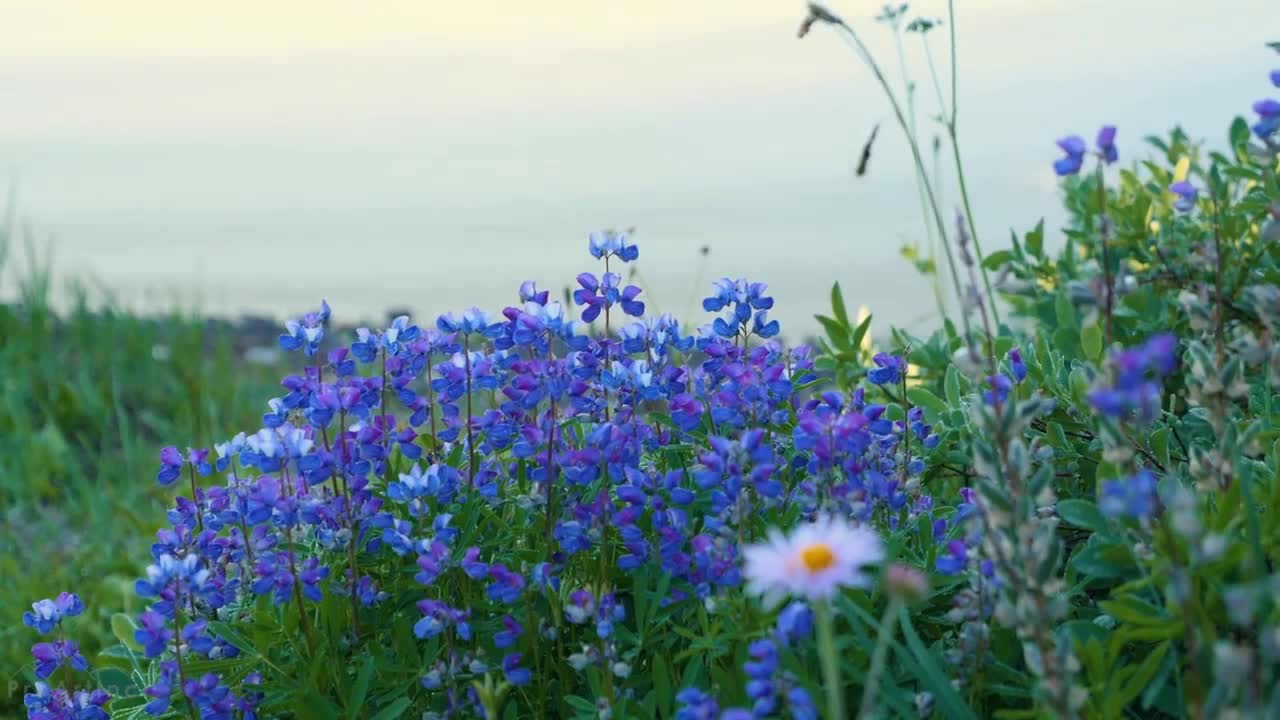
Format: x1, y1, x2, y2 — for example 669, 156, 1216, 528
799, 542, 836, 573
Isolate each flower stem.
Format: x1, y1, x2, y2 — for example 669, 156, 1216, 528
463, 334, 476, 489
858, 599, 902, 719
172, 601, 200, 720
187, 464, 203, 533
815, 600, 845, 720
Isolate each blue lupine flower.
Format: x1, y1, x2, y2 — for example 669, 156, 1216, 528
588, 229, 639, 262
142, 661, 180, 716
1169, 180, 1197, 213
1009, 348, 1027, 382
675, 687, 720, 720
1089, 334, 1177, 422
1271, 69, 1280, 88
437, 307, 503, 338
26, 682, 110, 720
22, 593, 84, 634
984, 374, 1012, 406
31, 640, 88, 679
868, 353, 905, 385
1100, 469, 1159, 519
936, 539, 968, 575
1053, 135, 1087, 176
494, 615, 523, 649
502, 653, 532, 686
486, 564, 526, 604
1096, 125, 1118, 164
1254, 98, 1280, 138
135, 611, 174, 658
279, 300, 331, 356
788, 687, 819, 720
156, 445, 184, 486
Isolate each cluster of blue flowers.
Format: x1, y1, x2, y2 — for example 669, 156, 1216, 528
8, 232, 968, 719
20, 593, 109, 720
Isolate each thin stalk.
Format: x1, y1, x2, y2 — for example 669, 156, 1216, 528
858, 600, 902, 719
824, 18, 972, 344
1094, 162, 1115, 346
284, 527, 316, 654
335, 411, 362, 638
892, 27, 945, 323
172, 600, 200, 720
815, 600, 845, 720
58, 624, 75, 692
944, 0, 1000, 327
425, 349, 439, 458
187, 464, 203, 533
463, 334, 476, 489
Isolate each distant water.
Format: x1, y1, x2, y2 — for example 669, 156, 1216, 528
12, 182, 971, 342
5, 2, 1270, 341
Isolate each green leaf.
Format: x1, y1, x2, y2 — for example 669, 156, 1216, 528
981, 249, 1016, 271
945, 365, 961, 407
1057, 499, 1106, 533
348, 657, 375, 719
1080, 321, 1102, 361
111, 612, 143, 652
369, 697, 412, 720
850, 313, 873, 355
1115, 642, 1170, 709
1071, 539, 1136, 579
1025, 219, 1045, 258
907, 387, 947, 416
897, 606, 980, 720
815, 314, 851, 352
1054, 293, 1077, 331
830, 282, 850, 328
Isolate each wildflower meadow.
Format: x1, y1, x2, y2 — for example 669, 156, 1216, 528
7, 4, 1280, 720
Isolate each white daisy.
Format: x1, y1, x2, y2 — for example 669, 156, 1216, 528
743, 515, 885, 607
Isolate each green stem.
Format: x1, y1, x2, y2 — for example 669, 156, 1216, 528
815, 601, 845, 720
858, 600, 902, 719
944, 0, 1000, 328
172, 601, 200, 720
824, 18, 972, 344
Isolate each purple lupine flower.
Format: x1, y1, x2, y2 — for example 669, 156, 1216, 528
1008, 348, 1027, 382
1253, 98, 1280, 139
1100, 468, 1159, 519
1089, 334, 1177, 422
485, 564, 526, 605
1053, 135, 1087, 176
983, 374, 1013, 406
1096, 125, 1118, 164
135, 611, 174, 658
156, 445, 184, 486
279, 300, 331, 356
22, 593, 84, 634
494, 615, 523, 649
588, 229, 639, 262
31, 640, 89, 679
675, 687, 720, 720
1271, 69, 1280, 88
502, 653, 532, 686
936, 540, 968, 575
774, 601, 813, 646
1169, 180, 1197, 213
868, 353, 905, 385
743, 639, 780, 717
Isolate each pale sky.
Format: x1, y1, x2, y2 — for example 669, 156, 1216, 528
2, 0, 1276, 336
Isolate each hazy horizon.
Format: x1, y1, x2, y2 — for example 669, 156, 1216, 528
2, 0, 1276, 336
